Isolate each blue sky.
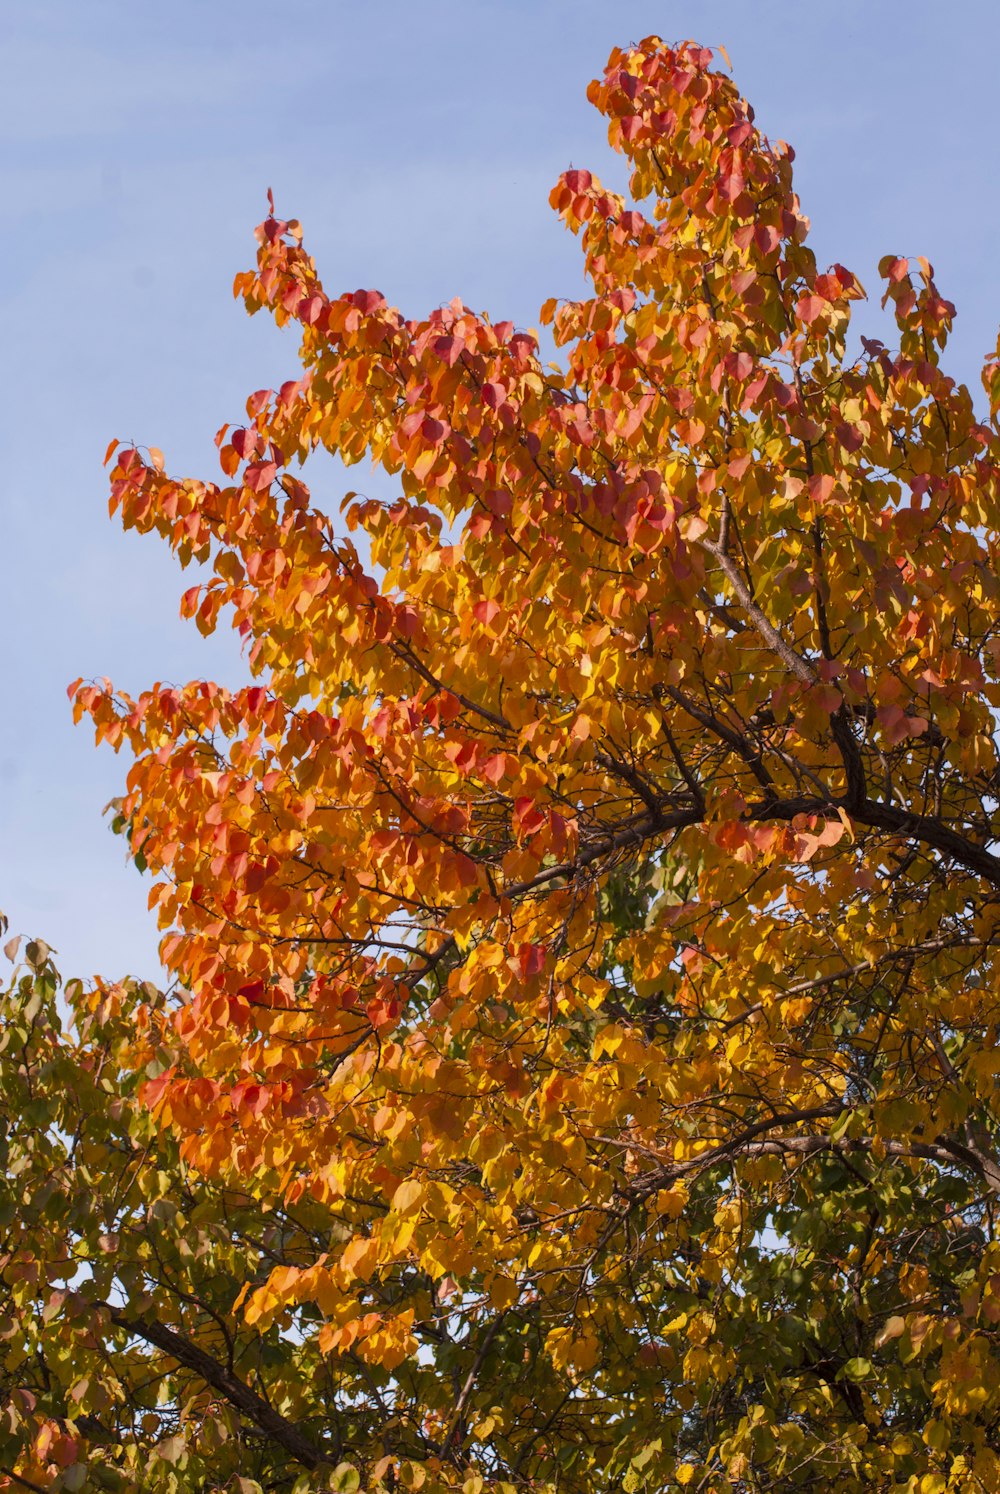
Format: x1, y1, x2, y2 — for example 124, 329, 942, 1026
3, 0, 998, 983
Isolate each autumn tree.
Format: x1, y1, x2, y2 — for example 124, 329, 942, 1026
55, 32, 1000, 1493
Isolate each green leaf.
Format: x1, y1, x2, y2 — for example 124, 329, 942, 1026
330, 1466, 361, 1494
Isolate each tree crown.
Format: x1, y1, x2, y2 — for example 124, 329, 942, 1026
45, 33, 1000, 1494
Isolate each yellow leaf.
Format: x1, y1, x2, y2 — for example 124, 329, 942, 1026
391, 1178, 424, 1216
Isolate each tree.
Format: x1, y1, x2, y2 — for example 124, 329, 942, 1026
61, 32, 1000, 1493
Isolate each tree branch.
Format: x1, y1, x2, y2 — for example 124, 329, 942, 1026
107, 1307, 333, 1471
441, 1312, 506, 1460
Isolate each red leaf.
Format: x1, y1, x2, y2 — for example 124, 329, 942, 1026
814, 273, 842, 300
518, 943, 547, 978
484, 490, 512, 518
811, 683, 843, 715
231, 428, 260, 461
796, 295, 827, 326
482, 754, 507, 785
754, 224, 781, 256
352, 289, 385, 314
142, 1068, 175, 1111
443, 740, 477, 774
433, 335, 463, 367
299, 295, 325, 326
880, 255, 910, 283
877, 703, 927, 746
180, 585, 201, 618
808, 474, 836, 504
233, 1081, 268, 1118
514, 797, 546, 837
246, 462, 277, 493
473, 599, 500, 627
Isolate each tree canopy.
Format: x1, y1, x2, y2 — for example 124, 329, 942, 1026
8, 31, 1000, 1494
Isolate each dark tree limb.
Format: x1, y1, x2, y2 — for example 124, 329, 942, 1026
107, 1307, 333, 1471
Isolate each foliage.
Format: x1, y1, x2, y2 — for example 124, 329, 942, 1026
55, 32, 1000, 1492
0, 934, 367, 1491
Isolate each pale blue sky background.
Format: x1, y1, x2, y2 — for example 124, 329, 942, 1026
3, 0, 999, 983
